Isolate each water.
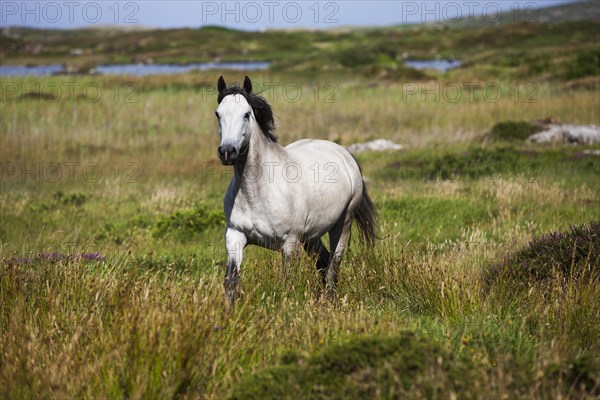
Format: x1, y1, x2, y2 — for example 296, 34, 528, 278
0, 61, 270, 77
0, 60, 456, 76
95, 61, 270, 76
404, 59, 462, 72
0, 64, 64, 77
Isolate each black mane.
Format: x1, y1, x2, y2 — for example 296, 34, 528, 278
217, 86, 278, 143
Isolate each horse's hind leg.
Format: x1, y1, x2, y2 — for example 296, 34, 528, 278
325, 214, 353, 291
303, 239, 330, 284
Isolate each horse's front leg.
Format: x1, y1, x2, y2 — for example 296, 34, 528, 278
224, 228, 247, 304
282, 237, 302, 274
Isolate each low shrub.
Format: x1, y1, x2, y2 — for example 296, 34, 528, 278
563, 49, 600, 80
548, 354, 600, 396
153, 203, 224, 239
380, 147, 540, 182
230, 334, 480, 400
29, 190, 91, 211
491, 220, 600, 285
490, 121, 540, 141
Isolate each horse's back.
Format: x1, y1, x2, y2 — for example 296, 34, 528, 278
286, 138, 352, 156
286, 138, 362, 190
286, 137, 363, 206
286, 139, 361, 177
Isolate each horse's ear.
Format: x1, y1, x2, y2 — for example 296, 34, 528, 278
217, 76, 227, 95
243, 76, 252, 94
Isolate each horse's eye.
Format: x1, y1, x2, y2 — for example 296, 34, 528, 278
244, 112, 251, 120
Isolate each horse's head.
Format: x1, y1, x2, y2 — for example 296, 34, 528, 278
215, 76, 254, 165
215, 76, 277, 165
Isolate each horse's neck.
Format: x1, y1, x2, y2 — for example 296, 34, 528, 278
233, 123, 283, 188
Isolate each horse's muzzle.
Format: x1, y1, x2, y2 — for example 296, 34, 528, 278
218, 144, 238, 165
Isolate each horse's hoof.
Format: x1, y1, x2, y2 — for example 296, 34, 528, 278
323, 286, 337, 301
225, 288, 243, 307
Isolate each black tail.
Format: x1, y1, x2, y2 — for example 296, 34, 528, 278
355, 181, 378, 246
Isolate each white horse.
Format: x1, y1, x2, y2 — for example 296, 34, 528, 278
215, 76, 377, 302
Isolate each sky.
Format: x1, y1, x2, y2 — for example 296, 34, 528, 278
0, 0, 577, 30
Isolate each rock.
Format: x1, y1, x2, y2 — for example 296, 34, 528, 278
346, 139, 403, 153
52, 64, 101, 76
528, 123, 600, 145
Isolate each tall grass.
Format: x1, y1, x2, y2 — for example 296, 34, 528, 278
1, 73, 599, 398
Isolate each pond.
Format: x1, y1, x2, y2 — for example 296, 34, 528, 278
0, 61, 271, 77
404, 59, 462, 72
0, 64, 64, 77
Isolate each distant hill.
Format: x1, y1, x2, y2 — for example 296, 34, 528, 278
429, 0, 600, 29
1, 1, 598, 83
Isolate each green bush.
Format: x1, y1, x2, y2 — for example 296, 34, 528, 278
564, 49, 600, 80
490, 121, 539, 141
94, 214, 153, 244
230, 334, 479, 400
549, 355, 600, 396
528, 57, 554, 76
29, 190, 91, 211
378, 147, 541, 183
153, 203, 224, 239
335, 47, 378, 67
52, 190, 90, 206
376, 146, 599, 187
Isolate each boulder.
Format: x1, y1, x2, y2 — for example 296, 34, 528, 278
346, 139, 403, 153
528, 123, 600, 145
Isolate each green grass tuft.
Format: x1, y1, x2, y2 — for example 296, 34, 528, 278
230, 334, 479, 400
153, 204, 224, 239
490, 121, 540, 141
564, 49, 600, 80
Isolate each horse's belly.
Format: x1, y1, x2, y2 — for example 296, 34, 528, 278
245, 226, 285, 250
228, 200, 339, 249
228, 209, 286, 250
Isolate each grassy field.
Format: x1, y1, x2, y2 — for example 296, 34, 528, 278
1, 70, 599, 398
1, 4, 600, 397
